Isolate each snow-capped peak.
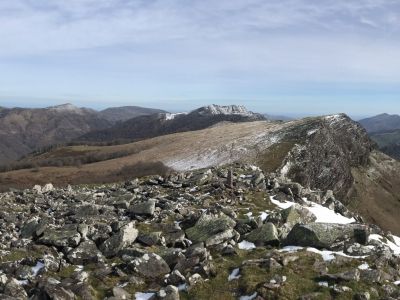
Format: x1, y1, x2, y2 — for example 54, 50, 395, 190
195, 104, 255, 116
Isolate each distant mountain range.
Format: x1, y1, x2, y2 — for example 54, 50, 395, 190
99, 106, 167, 123
0, 103, 267, 164
78, 104, 266, 143
359, 113, 400, 133
359, 113, 400, 160
0, 103, 169, 164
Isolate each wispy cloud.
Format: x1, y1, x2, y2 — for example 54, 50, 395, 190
0, 0, 400, 114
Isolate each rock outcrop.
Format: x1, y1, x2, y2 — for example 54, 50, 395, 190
1, 164, 400, 299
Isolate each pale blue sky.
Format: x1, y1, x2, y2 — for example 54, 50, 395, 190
0, 0, 399, 117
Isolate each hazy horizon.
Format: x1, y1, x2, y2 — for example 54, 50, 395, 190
1, 1, 399, 116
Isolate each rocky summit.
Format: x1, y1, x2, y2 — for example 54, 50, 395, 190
1, 164, 400, 300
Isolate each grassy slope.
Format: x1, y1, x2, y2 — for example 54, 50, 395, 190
347, 151, 400, 234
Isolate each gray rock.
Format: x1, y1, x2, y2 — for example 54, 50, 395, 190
157, 285, 180, 300
3, 278, 28, 299
185, 214, 236, 245
244, 223, 279, 246
67, 240, 103, 265
129, 199, 156, 216
284, 223, 369, 249
99, 222, 138, 257
20, 218, 47, 239
112, 287, 131, 299
38, 224, 81, 248
321, 269, 360, 282
130, 253, 171, 279
138, 231, 163, 246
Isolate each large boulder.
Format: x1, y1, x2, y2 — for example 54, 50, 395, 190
129, 199, 156, 216
20, 218, 47, 239
284, 223, 369, 249
185, 214, 236, 245
130, 253, 171, 279
280, 204, 316, 227
244, 223, 279, 246
38, 224, 81, 248
99, 222, 138, 257
268, 203, 316, 229
67, 240, 103, 265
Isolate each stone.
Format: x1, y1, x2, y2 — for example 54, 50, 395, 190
3, 278, 28, 299
20, 218, 47, 239
284, 223, 369, 249
157, 285, 180, 300
354, 292, 370, 300
112, 287, 131, 299
320, 269, 360, 282
244, 223, 279, 246
99, 222, 138, 257
185, 214, 236, 244
280, 204, 316, 227
42, 183, 54, 193
130, 253, 171, 279
129, 199, 156, 216
38, 224, 81, 248
67, 240, 103, 265
138, 231, 163, 246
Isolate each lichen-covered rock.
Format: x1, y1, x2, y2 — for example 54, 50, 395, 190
99, 222, 138, 257
38, 224, 81, 248
244, 223, 279, 246
284, 223, 369, 249
130, 253, 171, 279
67, 240, 103, 265
280, 204, 316, 227
129, 199, 156, 216
20, 217, 47, 239
185, 214, 236, 245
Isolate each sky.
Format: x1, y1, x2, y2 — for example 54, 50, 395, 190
0, 0, 400, 117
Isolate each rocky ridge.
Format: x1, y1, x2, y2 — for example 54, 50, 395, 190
1, 165, 400, 299
78, 105, 265, 143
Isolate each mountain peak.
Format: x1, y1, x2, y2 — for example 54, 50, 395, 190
193, 104, 255, 116
47, 103, 80, 112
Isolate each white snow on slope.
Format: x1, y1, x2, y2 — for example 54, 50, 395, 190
270, 196, 293, 209
228, 268, 241, 281
135, 292, 155, 300
165, 112, 187, 120
239, 292, 258, 300
280, 246, 367, 261
238, 240, 256, 250
304, 201, 355, 224
270, 196, 355, 224
306, 247, 367, 261
32, 261, 45, 276
369, 234, 400, 255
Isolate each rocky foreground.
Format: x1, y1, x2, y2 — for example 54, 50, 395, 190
1, 165, 400, 299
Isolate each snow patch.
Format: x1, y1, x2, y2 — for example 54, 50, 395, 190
270, 196, 355, 224
135, 292, 156, 300
306, 247, 367, 261
260, 212, 269, 222
304, 201, 355, 224
239, 292, 258, 300
238, 241, 256, 250
270, 196, 294, 209
369, 234, 400, 255
165, 112, 186, 120
32, 261, 45, 276
358, 263, 370, 270
228, 268, 241, 281
307, 129, 318, 136
318, 281, 329, 287
279, 246, 304, 253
